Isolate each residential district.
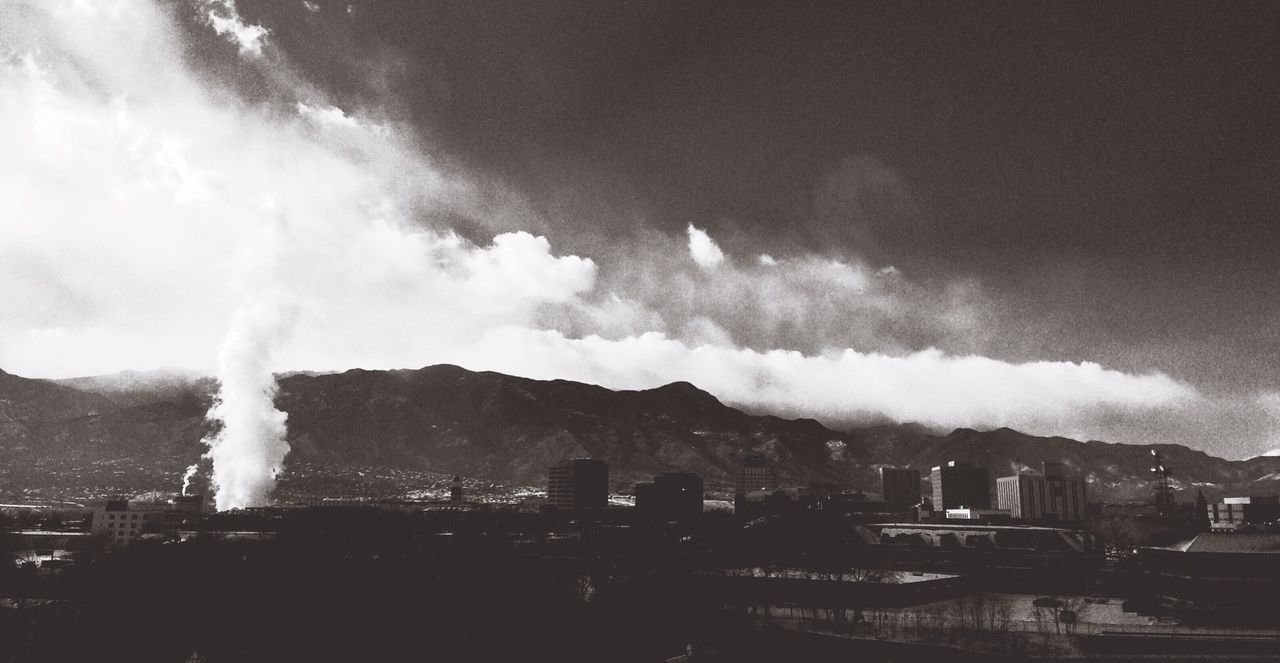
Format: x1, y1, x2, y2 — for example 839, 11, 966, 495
3, 452, 1280, 661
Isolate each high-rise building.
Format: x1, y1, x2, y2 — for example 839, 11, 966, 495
547, 459, 609, 510
635, 472, 703, 521
996, 461, 1087, 522
880, 467, 922, 511
930, 461, 991, 510
449, 475, 464, 503
734, 454, 779, 515
734, 454, 778, 496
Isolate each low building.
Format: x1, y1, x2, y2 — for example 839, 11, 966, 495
91, 499, 170, 546
945, 507, 1011, 521
1207, 495, 1280, 531
868, 522, 1093, 553
1135, 533, 1280, 619
635, 472, 703, 521
798, 484, 889, 516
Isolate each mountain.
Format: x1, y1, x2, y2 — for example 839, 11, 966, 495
54, 368, 215, 409
5, 364, 1280, 503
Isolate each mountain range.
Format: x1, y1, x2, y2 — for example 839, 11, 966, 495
3, 365, 1280, 504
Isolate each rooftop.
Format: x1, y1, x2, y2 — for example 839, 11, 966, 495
1160, 533, 1280, 554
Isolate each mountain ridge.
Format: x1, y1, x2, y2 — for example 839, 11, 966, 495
4, 365, 1280, 503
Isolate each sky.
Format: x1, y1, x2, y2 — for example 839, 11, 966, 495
3, 0, 1279, 458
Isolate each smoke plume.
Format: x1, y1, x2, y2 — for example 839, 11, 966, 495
201, 296, 296, 510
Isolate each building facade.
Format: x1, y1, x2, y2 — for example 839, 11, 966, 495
930, 461, 991, 510
1208, 495, 1280, 530
91, 500, 170, 546
734, 454, 778, 497
880, 467, 922, 511
996, 463, 1087, 522
547, 459, 609, 509
734, 454, 780, 516
635, 472, 703, 521
944, 507, 1011, 521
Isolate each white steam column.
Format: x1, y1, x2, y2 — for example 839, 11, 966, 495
200, 212, 298, 511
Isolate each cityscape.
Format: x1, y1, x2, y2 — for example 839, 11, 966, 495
5, 0, 1280, 661
5, 433, 1280, 661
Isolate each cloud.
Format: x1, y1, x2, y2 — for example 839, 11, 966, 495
197, 0, 270, 58
0, 0, 1209, 453
687, 224, 725, 270
446, 328, 1199, 436
1255, 392, 1280, 457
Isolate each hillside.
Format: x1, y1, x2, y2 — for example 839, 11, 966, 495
4, 365, 1280, 504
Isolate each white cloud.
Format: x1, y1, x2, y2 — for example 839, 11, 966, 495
447, 329, 1198, 437
686, 223, 725, 270
0, 0, 1207, 449
1255, 392, 1280, 457
197, 0, 270, 58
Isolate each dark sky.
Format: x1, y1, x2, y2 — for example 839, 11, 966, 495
247, 0, 1280, 388
168, 0, 1280, 456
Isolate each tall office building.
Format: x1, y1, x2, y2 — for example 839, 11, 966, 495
930, 461, 991, 510
734, 454, 779, 514
996, 461, 1087, 522
880, 467, 922, 511
547, 459, 609, 509
734, 454, 778, 496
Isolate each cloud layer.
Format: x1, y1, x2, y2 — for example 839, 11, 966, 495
0, 0, 1210, 455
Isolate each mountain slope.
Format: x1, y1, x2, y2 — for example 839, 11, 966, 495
5, 364, 1280, 503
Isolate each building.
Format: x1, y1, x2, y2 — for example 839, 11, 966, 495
734, 455, 778, 496
996, 462, 1088, 522
944, 507, 1011, 521
449, 475, 464, 503
91, 499, 170, 546
797, 484, 890, 516
930, 461, 990, 510
734, 455, 779, 515
1207, 495, 1280, 530
547, 459, 608, 510
635, 472, 703, 521
880, 467, 922, 511
1135, 533, 1280, 621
